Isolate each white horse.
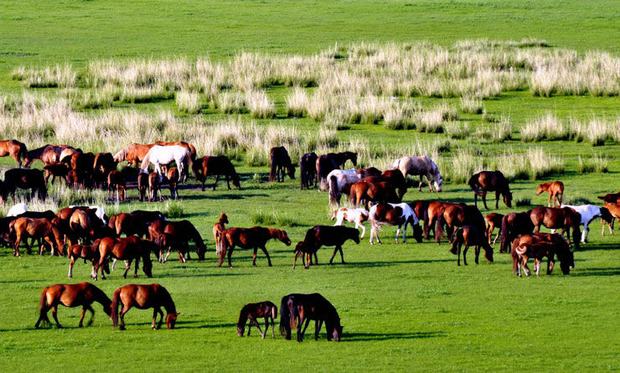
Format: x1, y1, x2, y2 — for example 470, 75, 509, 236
561, 204, 614, 243
368, 202, 420, 244
140, 145, 189, 182
332, 207, 369, 238
327, 168, 361, 207
392, 155, 443, 192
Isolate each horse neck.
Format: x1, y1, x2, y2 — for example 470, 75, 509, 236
92, 287, 112, 312
237, 307, 249, 329
160, 288, 176, 314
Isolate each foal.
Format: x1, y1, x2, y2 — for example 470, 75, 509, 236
35, 282, 112, 328
237, 301, 278, 339
293, 225, 360, 269
484, 212, 503, 245
332, 207, 369, 238
450, 225, 494, 266
213, 212, 229, 258
536, 181, 564, 207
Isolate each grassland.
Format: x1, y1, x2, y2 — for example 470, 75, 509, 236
0, 1, 619, 372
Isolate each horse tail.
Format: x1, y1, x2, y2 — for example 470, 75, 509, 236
37, 287, 50, 325
271, 303, 278, 321
111, 287, 121, 327
279, 296, 291, 338
467, 174, 478, 192
328, 174, 339, 207
500, 214, 509, 253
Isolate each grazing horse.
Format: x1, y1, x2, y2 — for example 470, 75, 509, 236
316, 152, 357, 190
219, 227, 291, 267
140, 145, 189, 182
137, 172, 148, 202
0, 139, 27, 167
65, 151, 96, 188
468, 170, 512, 209
597, 192, 620, 204
160, 220, 206, 262
327, 168, 360, 207
269, 146, 295, 182
10, 217, 64, 256
499, 212, 535, 253
67, 243, 101, 279
511, 233, 574, 276
2, 168, 47, 201
24, 144, 77, 168
392, 155, 443, 192
35, 282, 112, 329
280, 293, 342, 342
293, 225, 360, 269
237, 301, 278, 338
192, 155, 241, 191
364, 169, 408, 200
109, 211, 165, 238
368, 202, 422, 244
113, 143, 154, 167
529, 206, 581, 250
601, 202, 620, 235
107, 170, 126, 202
93, 236, 154, 279
43, 163, 70, 185
536, 181, 564, 207
166, 167, 179, 199
332, 207, 369, 238
484, 213, 503, 245
111, 284, 178, 330
450, 225, 494, 266
148, 171, 160, 202
213, 212, 229, 258
424, 201, 451, 240
300, 152, 318, 189
436, 203, 487, 244
349, 181, 400, 209
93, 152, 118, 188
561, 204, 614, 243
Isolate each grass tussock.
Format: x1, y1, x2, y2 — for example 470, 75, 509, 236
577, 154, 609, 174
251, 210, 301, 227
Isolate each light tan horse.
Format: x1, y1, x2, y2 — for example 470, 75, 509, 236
536, 181, 564, 207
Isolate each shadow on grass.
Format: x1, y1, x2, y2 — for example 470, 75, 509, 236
578, 243, 619, 252
175, 320, 237, 329
572, 267, 620, 277
344, 330, 446, 342
345, 258, 453, 268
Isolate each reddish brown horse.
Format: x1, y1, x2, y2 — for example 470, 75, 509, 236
35, 282, 112, 328
107, 170, 126, 202
137, 172, 148, 201
499, 212, 535, 253
43, 163, 70, 185
269, 146, 295, 182
63, 151, 96, 188
436, 203, 486, 244
529, 206, 581, 250
597, 192, 620, 204
113, 143, 154, 166
2, 168, 47, 201
293, 225, 360, 269
213, 212, 229, 257
300, 152, 318, 189
0, 139, 27, 167
219, 227, 291, 267
536, 181, 564, 207
349, 181, 400, 208
450, 225, 494, 266
109, 211, 165, 238
484, 212, 503, 245
166, 167, 179, 199
424, 201, 450, 240
148, 171, 160, 201
280, 293, 343, 342
511, 233, 574, 276
10, 217, 64, 256
111, 283, 178, 330
25, 144, 78, 168
237, 301, 278, 338
468, 170, 512, 209
193, 155, 241, 191
67, 243, 101, 279
362, 169, 407, 200
93, 236, 154, 279
153, 220, 207, 262
93, 152, 118, 188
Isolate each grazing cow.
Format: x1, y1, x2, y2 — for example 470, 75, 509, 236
293, 225, 360, 268
332, 207, 369, 238
299, 152, 318, 189
450, 225, 494, 266
468, 170, 512, 209
368, 202, 422, 244
269, 146, 295, 182
536, 181, 564, 207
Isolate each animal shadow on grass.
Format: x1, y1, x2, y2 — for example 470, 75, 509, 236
345, 330, 446, 342
347, 258, 453, 268
578, 243, 619, 252
172, 320, 237, 329
572, 266, 620, 277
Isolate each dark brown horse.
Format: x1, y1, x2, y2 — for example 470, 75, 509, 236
93, 236, 154, 279
484, 212, 503, 245
300, 152, 318, 189
237, 301, 278, 338
148, 171, 160, 201
107, 170, 126, 202
363, 169, 407, 200
64, 151, 96, 188
529, 206, 581, 250
436, 203, 486, 245
597, 192, 620, 204
293, 225, 360, 269
109, 211, 165, 238
153, 220, 206, 262
165, 167, 179, 199
137, 172, 148, 201
450, 225, 494, 266
349, 181, 400, 208
2, 168, 47, 201
111, 283, 178, 330
0, 139, 27, 167
468, 170, 512, 209
93, 152, 118, 188
316, 151, 357, 188
280, 293, 342, 342
35, 282, 112, 328
219, 227, 291, 267
499, 212, 535, 253
269, 146, 295, 182
43, 163, 70, 185
193, 155, 241, 191
536, 181, 564, 207
9, 217, 64, 256
67, 243, 101, 279
511, 233, 574, 276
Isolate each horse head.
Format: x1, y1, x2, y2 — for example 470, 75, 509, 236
166, 312, 179, 329
287, 163, 296, 179
503, 191, 513, 208
412, 223, 424, 243
232, 173, 241, 189
275, 229, 291, 246
330, 325, 343, 341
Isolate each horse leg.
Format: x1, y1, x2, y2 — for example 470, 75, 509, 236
260, 246, 273, 267
474, 246, 480, 265
68, 256, 75, 278
338, 245, 345, 264
315, 320, 323, 341
123, 259, 131, 279
463, 244, 469, 266
35, 304, 50, 329
547, 194, 552, 207
262, 318, 269, 339
299, 318, 311, 342
473, 193, 478, 208
252, 319, 264, 338
51, 305, 62, 328
482, 192, 489, 210
134, 258, 140, 277
548, 257, 555, 275
252, 247, 258, 266
418, 176, 423, 192
329, 246, 338, 265
79, 307, 87, 327
119, 304, 132, 330
151, 308, 159, 329
213, 175, 219, 191
227, 246, 234, 268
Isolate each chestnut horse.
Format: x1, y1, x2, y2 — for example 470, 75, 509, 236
24, 144, 77, 168
93, 236, 154, 279
113, 143, 154, 167
67, 243, 101, 279
269, 146, 295, 182
362, 169, 407, 200
436, 203, 486, 245
10, 217, 64, 256
2, 168, 47, 201
468, 170, 512, 209
148, 171, 160, 201
511, 233, 574, 276
219, 227, 291, 267
109, 211, 165, 238
158, 220, 207, 262
450, 225, 494, 266
424, 201, 451, 240
213, 212, 229, 258
0, 139, 27, 167
111, 283, 178, 330
107, 170, 126, 202
166, 167, 179, 199
192, 155, 241, 191
237, 301, 278, 338
280, 293, 342, 342
499, 212, 535, 253
349, 181, 400, 209
536, 181, 564, 207
316, 151, 357, 190
137, 172, 148, 201
484, 212, 503, 245
597, 192, 620, 204
529, 206, 581, 250
300, 152, 318, 189
35, 282, 112, 328
293, 225, 360, 269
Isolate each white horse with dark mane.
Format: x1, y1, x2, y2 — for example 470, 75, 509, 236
392, 155, 443, 192
327, 168, 361, 207
140, 145, 190, 182
561, 204, 614, 243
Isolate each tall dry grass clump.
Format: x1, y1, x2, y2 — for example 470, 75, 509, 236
176, 90, 202, 114
521, 113, 568, 141
246, 89, 276, 119
12, 64, 77, 88
286, 86, 310, 117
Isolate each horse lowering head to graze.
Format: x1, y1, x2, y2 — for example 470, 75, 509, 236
9, 217, 65, 256
93, 236, 155, 280
484, 212, 504, 245
109, 211, 165, 238
113, 143, 154, 167
0, 139, 27, 167
93, 152, 118, 188
511, 233, 574, 276
601, 202, 620, 235
293, 225, 360, 269
140, 145, 189, 182
468, 170, 512, 209
269, 146, 295, 182
193, 155, 241, 191
356, 167, 382, 178
316, 152, 358, 190
237, 301, 278, 338
162, 219, 206, 261
529, 206, 581, 250
111, 283, 178, 330
24, 145, 77, 168
450, 225, 494, 266
392, 155, 443, 192
499, 211, 535, 253
332, 207, 369, 238
536, 181, 564, 207
279, 293, 342, 342
436, 203, 486, 244
2, 168, 47, 201
368, 202, 422, 244
424, 200, 452, 240
300, 152, 318, 190
64, 151, 95, 188
67, 243, 101, 279
327, 168, 360, 207
560, 203, 613, 243
218, 227, 291, 268
34, 282, 112, 329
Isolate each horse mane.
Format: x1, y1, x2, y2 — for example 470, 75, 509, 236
237, 304, 250, 332
90, 285, 113, 315
158, 285, 176, 314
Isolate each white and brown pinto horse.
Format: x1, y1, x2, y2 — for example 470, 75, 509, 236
332, 207, 369, 238
392, 155, 443, 192
140, 145, 190, 182
368, 202, 422, 244
561, 204, 614, 243
327, 168, 361, 207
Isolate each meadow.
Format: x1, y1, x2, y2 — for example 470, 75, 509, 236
0, 1, 619, 372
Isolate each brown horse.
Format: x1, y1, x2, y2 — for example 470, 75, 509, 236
24, 144, 76, 168
109, 211, 165, 238
536, 181, 564, 207
166, 167, 179, 199
137, 172, 148, 201
597, 192, 620, 204
35, 282, 112, 328
450, 225, 494, 266
0, 139, 27, 167
368, 202, 423, 244
148, 171, 160, 201
424, 201, 450, 240
499, 212, 535, 253
349, 181, 400, 208
468, 170, 512, 209
280, 293, 343, 342
107, 170, 126, 202
293, 226, 360, 269
363, 169, 407, 200
193, 155, 241, 191
436, 203, 486, 245
237, 301, 278, 338
269, 146, 295, 182
485, 212, 503, 245
529, 206, 581, 250
602, 202, 620, 234
93, 236, 154, 279
43, 163, 70, 185
93, 152, 118, 188
67, 243, 101, 279
159, 220, 206, 262
10, 217, 64, 256
213, 212, 229, 258
111, 284, 178, 330
316, 151, 357, 188
219, 227, 291, 267
300, 152, 318, 189
511, 233, 574, 276
113, 143, 154, 166
2, 168, 47, 201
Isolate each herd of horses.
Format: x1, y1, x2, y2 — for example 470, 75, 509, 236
3, 138, 619, 340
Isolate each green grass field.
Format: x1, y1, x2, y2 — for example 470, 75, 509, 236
0, 1, 619, 372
